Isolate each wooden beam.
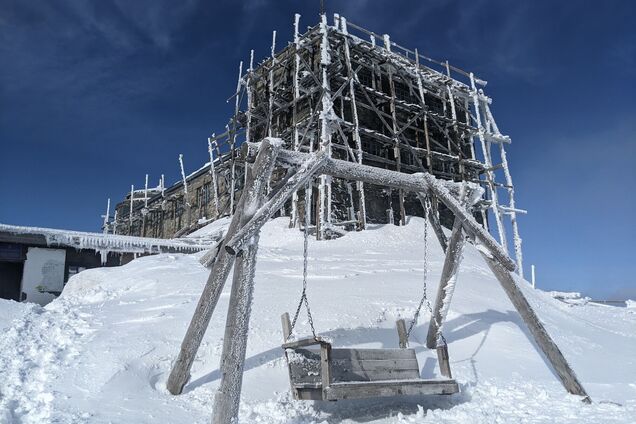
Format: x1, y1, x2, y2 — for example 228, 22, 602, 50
479, 251, 591, 402
242, 146, 516, 272
165, 139, 280, 396
225, 152, 328, 255
426, 216, 465, 348
211, 140, 282, 424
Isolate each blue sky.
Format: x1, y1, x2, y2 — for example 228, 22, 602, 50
1, 1, 634, 299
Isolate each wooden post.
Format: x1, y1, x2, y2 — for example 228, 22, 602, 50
480, 251, 590, 401
166, 139, 280, 396
396, 319, 408, 349
281, 312, 292, 340
211, 140, 282, 424
436, 343, 452, 378
426, 217, 465, 348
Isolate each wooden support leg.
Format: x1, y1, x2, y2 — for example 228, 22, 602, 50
212, 242, 260, 424
480, 252, 591, 401
396, 319, 408, 349
166, 139, 280, 396
211, 140, 281, 423
426, 217, 465, 349
436, 343, 452, 378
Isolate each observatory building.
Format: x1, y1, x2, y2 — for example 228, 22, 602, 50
110, 14, 525, 275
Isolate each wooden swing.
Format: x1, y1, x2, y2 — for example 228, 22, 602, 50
280, 191, 458, 401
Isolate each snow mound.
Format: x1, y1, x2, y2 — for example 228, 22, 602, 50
1, 217, 634, 423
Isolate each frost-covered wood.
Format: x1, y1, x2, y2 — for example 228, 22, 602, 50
211, 139, 282, 424
480, 251, 591, 401
225, 152, 328, 255
166, 139, 281, 397
244, 146, 516, 271
427, 216, 465, 348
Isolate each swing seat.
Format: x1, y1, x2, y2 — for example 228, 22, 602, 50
281, 315, 459, 401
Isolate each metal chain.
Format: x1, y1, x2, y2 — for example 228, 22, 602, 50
289, 181, 317, 339
406, 195, 446, 346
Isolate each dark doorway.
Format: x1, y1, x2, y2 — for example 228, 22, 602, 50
0, 261, 24, 301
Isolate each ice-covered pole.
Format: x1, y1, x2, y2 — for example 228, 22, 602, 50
208, 136, 220, 214
341, 16, 366, 230
317, 13, 332, 239
531, 264, 536, 289
178, 154, 189, 206
102, 198, 110, 234
290, 13, 301, 228
144, 174, 149, 208
267, 31, 276, 137
129, 185, 134, 234
112, 210, 118, 235
160, 174, 165, 197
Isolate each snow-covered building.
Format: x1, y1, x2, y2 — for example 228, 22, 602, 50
0, 224, 211, 305
110, 13, 524, 275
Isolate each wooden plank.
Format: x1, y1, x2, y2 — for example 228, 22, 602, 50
436, 343, 452, 378
320, 342, 332, 398
330, 348, 417, 361
396, 319, 408, 349
480, 251, 591, 402
325, 379, 459, 400
282, 337, 328, 349
427, 216, 465, 348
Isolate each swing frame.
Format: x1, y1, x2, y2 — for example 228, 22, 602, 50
166, 138, 590, 423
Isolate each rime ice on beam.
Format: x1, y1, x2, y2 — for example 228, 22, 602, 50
0, 224, 212, 265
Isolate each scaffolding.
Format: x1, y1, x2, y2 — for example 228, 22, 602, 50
109, 12, 525, 277
209, 13, 525, 276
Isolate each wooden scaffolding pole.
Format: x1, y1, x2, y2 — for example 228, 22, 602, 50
290, 14, 301, 229
341, 17, 366, 230
317, 13, 332, 240
384, 34, 406, 226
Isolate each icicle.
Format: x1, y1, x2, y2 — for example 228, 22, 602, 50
113, 210, 118, 235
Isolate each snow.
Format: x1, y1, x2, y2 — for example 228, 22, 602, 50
0, 217, 634, 423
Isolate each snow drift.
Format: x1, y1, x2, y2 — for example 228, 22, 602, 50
0, 217, 634, 423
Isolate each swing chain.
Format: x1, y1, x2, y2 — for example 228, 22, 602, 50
289, 181, 317, 339
405, 195, 445, 346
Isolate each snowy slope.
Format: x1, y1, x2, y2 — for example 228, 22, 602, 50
0, 217, 634, 423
